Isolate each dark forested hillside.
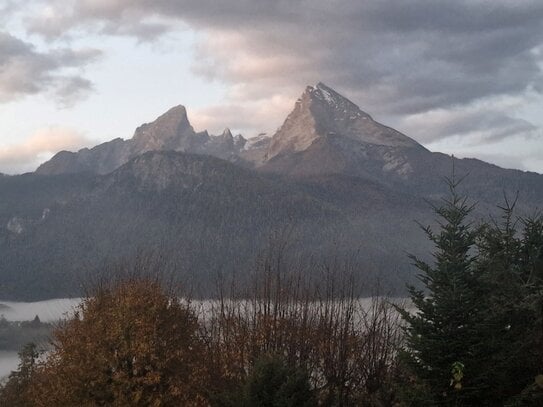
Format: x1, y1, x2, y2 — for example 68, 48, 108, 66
0, 151, 431, 300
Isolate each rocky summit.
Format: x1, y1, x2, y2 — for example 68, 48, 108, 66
267, 82, 421, 160
36, 106, 247, 175
38, 82, 426, 177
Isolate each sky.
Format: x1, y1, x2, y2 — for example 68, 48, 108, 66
1, 0, 543, 174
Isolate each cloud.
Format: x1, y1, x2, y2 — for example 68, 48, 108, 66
15, 1, 543, 144
26, 1, 173, 41
0, 1, 18, 24
0, 32, 101, 104
188, 92, 294, 136
0, 127, 92, 174
396, 101, 539, 144
523, 148, 543, 173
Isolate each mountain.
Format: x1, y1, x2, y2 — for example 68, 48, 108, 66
261, 83, 543, 212
267, 83, 421, 158
36, 106, 248, 175
261, 83, 424, 182
37, 82, 543, 209
2, 83, 542, 300
1, 150, 430, 300
37, 83, 425, 179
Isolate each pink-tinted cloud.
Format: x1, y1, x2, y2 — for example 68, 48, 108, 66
0, 127, 92, 174
188, 92, 294, 136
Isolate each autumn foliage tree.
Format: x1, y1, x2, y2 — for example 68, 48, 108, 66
23, 277, 208, 406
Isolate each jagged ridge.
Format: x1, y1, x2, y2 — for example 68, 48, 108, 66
36, 106, 249, 175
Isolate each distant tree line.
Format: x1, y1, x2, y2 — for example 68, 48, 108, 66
1, 179, 542, 406
0, 316, 52, 351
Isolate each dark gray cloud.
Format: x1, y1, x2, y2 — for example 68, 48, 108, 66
17, 1, 543, 144
0, 32, 100, 103
26, 1, 543, 107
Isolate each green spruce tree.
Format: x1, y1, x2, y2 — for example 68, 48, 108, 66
476, 202, 543, 405
243, 354, 316, 407
398, 177, 489, 406
0, 343, 40, 407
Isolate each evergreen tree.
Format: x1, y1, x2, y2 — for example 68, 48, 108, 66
398, 178, 488, 405
0, 342, 40, 407
476, 204, 543, 405
243, 354, 316, 407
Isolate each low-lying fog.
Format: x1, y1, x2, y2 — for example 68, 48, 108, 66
1, 297, 408, 380
0, 298, 81, 322
0, 351, 20, 379
0, 299, 82, 379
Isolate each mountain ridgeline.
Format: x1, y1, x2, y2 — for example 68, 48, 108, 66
2, 83, 542, 300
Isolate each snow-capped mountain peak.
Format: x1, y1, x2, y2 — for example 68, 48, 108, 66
310, 82, 372, 120
266, 83, 421, 160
